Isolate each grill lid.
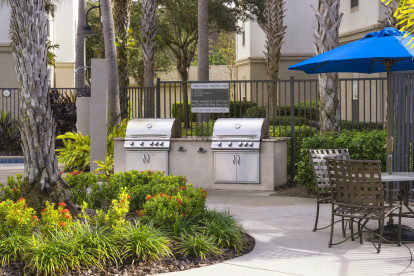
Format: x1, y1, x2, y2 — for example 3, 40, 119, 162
125, 118, 181, 139
212, 118, 269, 140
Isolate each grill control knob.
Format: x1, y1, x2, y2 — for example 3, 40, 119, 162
228, 142, 232, 147
239, 142, 243, 146
249, 142, 254, 147
160, 141, 164, 146
218, 142, 222, 147
129, 141, 135, 146
150, 141, 154, 146
155, 141, 159, 146
140, 141, 144, 146
244, 142, 248, 146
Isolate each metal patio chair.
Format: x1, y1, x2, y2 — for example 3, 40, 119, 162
309, 149, 350, 232
326, 158, 402, 253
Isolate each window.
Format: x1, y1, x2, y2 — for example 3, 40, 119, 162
351, 0, 358, 9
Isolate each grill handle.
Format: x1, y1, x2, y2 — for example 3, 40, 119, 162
237, 155, 240, 165
143, 154, 147, 163
147, 154, 150, 163
232, 155, 236, 165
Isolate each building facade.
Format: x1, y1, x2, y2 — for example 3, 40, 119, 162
0, 1, 78, 89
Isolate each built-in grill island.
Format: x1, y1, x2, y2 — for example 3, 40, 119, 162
211, 118, 268, 183
114, 118, 287, 191
124, 118, 181, 174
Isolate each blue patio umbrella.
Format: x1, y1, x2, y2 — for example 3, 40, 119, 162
289, 27, 414, 174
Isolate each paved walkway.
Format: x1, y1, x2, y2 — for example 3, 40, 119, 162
1, 166, 414, 275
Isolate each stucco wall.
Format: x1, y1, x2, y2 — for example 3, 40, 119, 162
0, 47, 18, 88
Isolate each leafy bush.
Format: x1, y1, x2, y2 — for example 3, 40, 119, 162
340, 120, 383, 131
0, 173, 24, 202
199, 209, 244, 252
269, 116, 311, 127
278, 101, 319, 121
64, 171, 101, 206
119, 222, 171, 263
0, 231, 30, 266
39, 201, 73, 235
244, 106, 266, 118
171, 102, 196, 123
0, 110, 21, 154
50, 89, 77, 136
141, 185, 207, 227
0, 199, 37, 236
295, 130, 387, 191
56, 132, 90, 171
183, 121, 214, 136
175, 233, 221, 259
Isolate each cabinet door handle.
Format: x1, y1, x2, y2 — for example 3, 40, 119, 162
147, 154, 150, 163
237, 155, 240, 165
143, 154, 146, 163
232, 155, 236, 164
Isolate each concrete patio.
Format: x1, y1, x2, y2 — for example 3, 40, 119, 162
1, 165, 413, 276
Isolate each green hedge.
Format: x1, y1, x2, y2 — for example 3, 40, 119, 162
269, 116, 311, 127
295, 130, 387, 191
278, 101, 319, 121
244, 106, 266, 118
340, 121, 383, 131
172, 101, 257, 121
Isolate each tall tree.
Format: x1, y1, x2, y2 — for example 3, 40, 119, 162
198, 0, 209, 82
380, 0, 400, 27
140, 0, 157, 118
216, 31, 236, 81
75, 0, 86, 92
6, 0, 75, 213
101, 0, 121, 129
313, 0, 342, 133
259, 0, 286, 117
113, 0, 132, 118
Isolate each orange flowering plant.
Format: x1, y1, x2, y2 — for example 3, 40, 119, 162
40, 201, 73, 235
0, 198, 37, 235
104, 188, 131, 229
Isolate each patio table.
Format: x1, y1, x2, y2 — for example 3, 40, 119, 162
381, 172, 414, 218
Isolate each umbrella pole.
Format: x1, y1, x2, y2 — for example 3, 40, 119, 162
386, 66, 393, 174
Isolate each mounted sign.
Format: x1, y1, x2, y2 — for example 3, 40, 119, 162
191, 83, 229, 113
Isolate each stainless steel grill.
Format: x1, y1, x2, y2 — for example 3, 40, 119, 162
211, 118, 268, 184
211, 118, 268, 150
124, 118, 181, 173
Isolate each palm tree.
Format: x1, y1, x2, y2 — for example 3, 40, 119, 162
100, 0, 121, 129
6, 0, 75, 212
114, 0, 132, 118
75, 0, 86, 92
197, 0, 209, 123
314, 0, 342, 133
259, 0, 286, 118
140, 0, 157, 118
381, 0, 400, 27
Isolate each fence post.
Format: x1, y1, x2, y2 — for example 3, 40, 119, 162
290, 76, 295, 179
156, 78, 161, 118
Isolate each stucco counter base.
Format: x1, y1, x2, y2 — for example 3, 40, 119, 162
114, 137, 287, 191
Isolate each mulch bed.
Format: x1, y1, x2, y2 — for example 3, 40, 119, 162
0, 233, 255, 276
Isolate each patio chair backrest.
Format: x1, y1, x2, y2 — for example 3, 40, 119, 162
326, 158, 384, 206
309, 149, 350, 195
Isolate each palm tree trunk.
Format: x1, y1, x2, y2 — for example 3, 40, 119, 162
9, 0, 74, 213
75, 0, 86, 93
261, 0, 286, 118
197, 0, 209, 123
141, 0, 157, 118
114, 0, 132, 119
314, 0, 342, 133
101, 0, 121, 129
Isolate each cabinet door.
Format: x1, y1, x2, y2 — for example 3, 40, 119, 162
214, 152, 237, 183
125, 151, 147, 172
146, 151, 169, 175
236, 152, 259, 183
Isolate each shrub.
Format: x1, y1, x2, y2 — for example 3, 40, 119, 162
172, 102, 197, 123
39, 201, 73, 235
64, 171, 100, 206
268, 116, 311, 127
278, 101, 319, 121
120, 222, 171, 263
50, 89, 77, 136
0, 231, 30, 266
0, 199, 37, 236
141, 185, 207, 227
295, 130, 387, 191
0, 173, 24, 202
183, 121, 214, 136
340, 120, 383, 131
199, 209, 244, 252
175, 233, 221, 259
56, 132, 91, 171
0, 110, 21, 154
244, 106, 266, 118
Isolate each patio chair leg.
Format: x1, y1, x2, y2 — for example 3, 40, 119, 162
351, 218, 355, 241
342, 217, 346, 238
313, 201, 320, 232
358, 219, 363, 244
378, 218, 384, 254
329, 206, 335, 248
398, 205, 402, 247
